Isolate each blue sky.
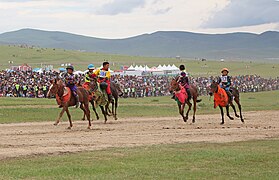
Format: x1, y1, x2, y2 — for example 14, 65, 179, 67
0, 0, 279, 38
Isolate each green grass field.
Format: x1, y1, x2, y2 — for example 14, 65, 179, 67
0, 90, 278, 124
0, 45, 278, 78
1, 140, 279, 179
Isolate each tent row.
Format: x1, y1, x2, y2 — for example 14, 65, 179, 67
127, 64, 179, 72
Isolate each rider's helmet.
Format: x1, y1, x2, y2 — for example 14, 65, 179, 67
221, 68, 229, 73
66, 65, 74, 71
88, 64, 95, 70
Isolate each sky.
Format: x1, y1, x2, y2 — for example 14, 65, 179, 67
0, 0, 279, 38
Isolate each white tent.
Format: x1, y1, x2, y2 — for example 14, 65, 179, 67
134, 65, 140, 71
127, 65, 135, 71
171, 64, 179, 70
144, 65, 150, 71
157, 65, 162, 70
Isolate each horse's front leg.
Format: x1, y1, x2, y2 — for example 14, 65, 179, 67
54, 106, 67, 126
219, 106, 225, 125
178, 104, 186, 122
65, 108, 73, 129
226, 105, 234, 120
92, 101, 99, 120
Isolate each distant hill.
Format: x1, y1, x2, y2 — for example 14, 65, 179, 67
1, 28, 279, 60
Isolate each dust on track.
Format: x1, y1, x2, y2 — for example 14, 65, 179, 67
0, 110, 278, 159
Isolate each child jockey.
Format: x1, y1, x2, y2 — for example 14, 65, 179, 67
94, 62, 112, 100
217, 68, 232, 101
83, 64, 96, 92
178, 65, 191, 101
64, 65, 80, 108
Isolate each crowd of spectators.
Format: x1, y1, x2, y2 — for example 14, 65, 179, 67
0, 70, 278, 98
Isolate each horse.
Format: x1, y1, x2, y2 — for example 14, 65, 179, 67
209, 80, 244, 124
169, 79, 202, 123
105, 81, 123, 120
81, 79, 108, 124
47, 79, 91, 129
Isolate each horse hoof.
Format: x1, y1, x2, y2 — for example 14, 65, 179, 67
67, 126, 72, 129
97, 117, 100, 120
53, 123, 58, 126
220, 122, 224, 125
82, 118, 85, 121
183, 118, 187, 122
87, 126, 91, 129
192, 119, 195, 123
115, 118, 118, 120
235, 115, 240, 118
229, 117, 234, 120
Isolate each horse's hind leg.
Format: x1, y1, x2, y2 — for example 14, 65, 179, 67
185, 101, 192, 121
192, 100, 197, 123
84, 104, 91, 129
230, 102, 240, 118
235, 98, 244, 123
80, 103, 86, 121
65, 108, 73, 129
226, 105, 234, 120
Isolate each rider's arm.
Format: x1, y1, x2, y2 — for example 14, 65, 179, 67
93, 69, 100, 76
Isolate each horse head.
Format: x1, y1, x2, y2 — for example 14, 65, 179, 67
209, 80, 219, 96
47, 78, 64, 98
169, 78, 180, 93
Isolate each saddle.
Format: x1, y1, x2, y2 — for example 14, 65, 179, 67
56, 87, 71, 105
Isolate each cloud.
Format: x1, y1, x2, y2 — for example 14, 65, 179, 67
95, 0, 146, 15
203, 0, 279, 28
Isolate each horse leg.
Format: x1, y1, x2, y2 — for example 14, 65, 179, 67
185, 101, 192, 121
226, 105, 234, 120
235, 98, 244, 123
65, 108, 73, 129
100, 105, 108, 124
91, 100, 99, 120
114, 98, 118, 120
84, 104, 91, 129
192, 99, 197, 123
79, 103, 86, 121
230, 102, 239, 118
54, 106, 66, 126
219, 106, 225, 125
178, 104, 186, 122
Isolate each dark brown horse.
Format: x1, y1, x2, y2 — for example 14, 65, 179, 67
169, 79, 202, 123
47, 79, 91, 129
105, 81, 123, 120
209, 81, 244, 124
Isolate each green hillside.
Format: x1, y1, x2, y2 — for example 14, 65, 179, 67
0, 45, 278, 78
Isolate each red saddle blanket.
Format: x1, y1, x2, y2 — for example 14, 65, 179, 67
214, 86, 229, 108
56, 87, 71, 105
175, 85, 188, 104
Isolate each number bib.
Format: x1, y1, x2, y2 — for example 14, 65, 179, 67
221, 76, 228, 83
100, 70, 107, 78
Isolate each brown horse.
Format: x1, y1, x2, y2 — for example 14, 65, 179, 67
169, 79, 202, 123
82, 79, 108, 123
105, 81, 123, 120
47, 79, 91, 129
209, 81, 244, 124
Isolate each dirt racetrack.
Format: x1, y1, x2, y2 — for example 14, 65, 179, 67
0, 110, 278, 159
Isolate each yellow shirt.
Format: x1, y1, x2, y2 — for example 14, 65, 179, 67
94, 68, 111, 79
